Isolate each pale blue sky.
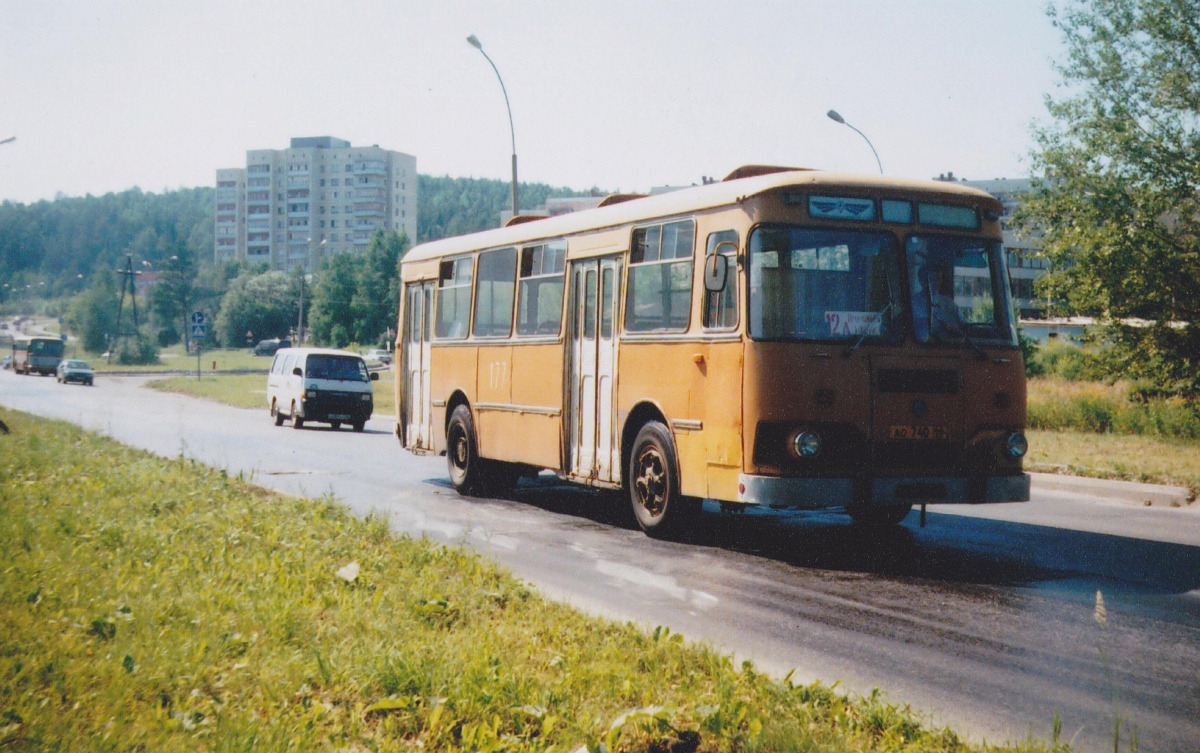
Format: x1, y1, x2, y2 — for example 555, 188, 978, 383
0, 0, 1063, 204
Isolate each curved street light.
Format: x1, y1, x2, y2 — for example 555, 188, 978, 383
0, 136, 15, 145
467, 34, 519, 218
826, 110, 882, 174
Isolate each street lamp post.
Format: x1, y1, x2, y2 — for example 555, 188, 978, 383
0, 137, 15, 145
466, 34, 519, 218
826, 110, 883, 174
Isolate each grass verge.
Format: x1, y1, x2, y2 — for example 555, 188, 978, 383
146, 372, 397, 417
0, 407, 1061, 752
1027, 428, 1200, 497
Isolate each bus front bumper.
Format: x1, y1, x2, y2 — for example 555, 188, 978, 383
736, 473, 1030, 508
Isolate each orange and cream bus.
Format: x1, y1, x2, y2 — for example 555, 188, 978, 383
395, 166, 1029, 537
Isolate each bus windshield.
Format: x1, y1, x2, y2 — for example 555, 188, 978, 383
906, 236, 1017, 346
306, 354, 370, 382
749, 225, 901, 342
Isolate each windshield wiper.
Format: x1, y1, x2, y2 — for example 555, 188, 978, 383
843, 303, 893, 358
930, 312, 988, 360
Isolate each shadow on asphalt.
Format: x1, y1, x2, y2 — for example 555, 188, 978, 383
426, 475, 1200, 602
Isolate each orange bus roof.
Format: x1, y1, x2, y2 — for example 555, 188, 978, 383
402, 168, 999, 265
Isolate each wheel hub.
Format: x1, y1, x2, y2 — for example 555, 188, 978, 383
634, 448, 667, 517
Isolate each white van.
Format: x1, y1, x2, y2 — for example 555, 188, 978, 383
267, 348, 378, 431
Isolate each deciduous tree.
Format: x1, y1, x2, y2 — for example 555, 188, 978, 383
1024, 0, 1200, 393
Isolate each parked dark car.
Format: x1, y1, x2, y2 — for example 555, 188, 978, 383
253, 338, 291, 356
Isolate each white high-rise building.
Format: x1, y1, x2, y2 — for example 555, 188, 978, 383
215, 136, 416, 271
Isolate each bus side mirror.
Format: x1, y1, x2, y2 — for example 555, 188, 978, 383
292, 367, 302, 377
704, 240, 737, 292
370, 372, 379, 381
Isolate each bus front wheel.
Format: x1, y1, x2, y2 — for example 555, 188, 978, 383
629, 421, 699, 538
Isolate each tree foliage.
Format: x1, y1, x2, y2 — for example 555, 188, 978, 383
309, 229, 409, 348
417, 175, 595, 242
214, 270, 301, 348
0, 187, 213, 300
1025, 0, 1200, 393
65, 267, 119, 353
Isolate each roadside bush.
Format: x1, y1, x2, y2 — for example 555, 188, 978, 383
1027, 341, 1104, 381
1018, 329, 1045, 378
114, 329, 160, 366
1027, 377, 1200, 439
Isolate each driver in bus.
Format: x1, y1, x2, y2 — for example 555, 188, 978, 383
928, 265, 963, 340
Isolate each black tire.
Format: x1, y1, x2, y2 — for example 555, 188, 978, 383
290, 403, 304, 430
272, 401, 284, 426
847, 503, 913, 527
446, 405, 484, 495
628, 421, 700, 537
331, 421, 342, 431
351, 420, 365, 433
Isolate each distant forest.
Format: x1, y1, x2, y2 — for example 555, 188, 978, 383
0, 175, 595, 297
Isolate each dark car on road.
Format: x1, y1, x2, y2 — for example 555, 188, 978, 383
253, 338, 291, 356
56, 359, 94, 385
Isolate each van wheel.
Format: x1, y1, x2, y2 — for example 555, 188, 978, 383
629, 421, 699, 538
272, 401, 284, 426
847, 503, 913, 527
352, 420, 365, 433
331, 421, 341, 431
290, 403, 304, 430
446, 405, 484, 495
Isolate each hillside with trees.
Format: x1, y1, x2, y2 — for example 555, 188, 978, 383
417, 174, 596, 241
0, 175, 594, 305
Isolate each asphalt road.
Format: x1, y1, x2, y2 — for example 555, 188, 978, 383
3, 368, 1199, 752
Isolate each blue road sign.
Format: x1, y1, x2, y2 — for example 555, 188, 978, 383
190, 311, 206, 326
191, 324, 207, 339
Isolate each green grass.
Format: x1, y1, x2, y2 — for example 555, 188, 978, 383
0, 407, 1064, 753
66, 343, 272, 373
146, 372, 397, 416
1027, 428, 1200, 496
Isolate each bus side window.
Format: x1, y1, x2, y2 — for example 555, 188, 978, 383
435, 257, 473, 340
625, 219, 695, 332
516, 240, 566, 337
703, 230, 740, 330
473, 247, 517, 338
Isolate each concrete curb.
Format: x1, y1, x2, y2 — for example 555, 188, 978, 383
1030, 471, 1194, 508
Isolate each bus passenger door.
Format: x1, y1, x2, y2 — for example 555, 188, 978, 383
403, 281, 434, 449
568, 256, 622, 481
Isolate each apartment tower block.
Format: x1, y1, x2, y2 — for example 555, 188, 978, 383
214, 136, 416, 271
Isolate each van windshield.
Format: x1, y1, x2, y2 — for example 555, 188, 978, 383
306, 354, 370, 382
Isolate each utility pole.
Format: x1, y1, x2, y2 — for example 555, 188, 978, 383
110, 255, 140, 363
297, 274, 306, 345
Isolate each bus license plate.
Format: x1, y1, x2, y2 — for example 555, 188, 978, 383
330, 414, 351, 420
889, 425, 949, 440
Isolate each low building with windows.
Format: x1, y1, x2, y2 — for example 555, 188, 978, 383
215, 136, 416, 271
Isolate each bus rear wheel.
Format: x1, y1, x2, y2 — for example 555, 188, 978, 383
629, 421, 699, 538
847, 503, 913, 527
447, 405, 483, 495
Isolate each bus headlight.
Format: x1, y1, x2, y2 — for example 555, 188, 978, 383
1005, 432, 1028, 459
792, 429, 823, 459
306, 388, 318, 398
360, 393, 371, 402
